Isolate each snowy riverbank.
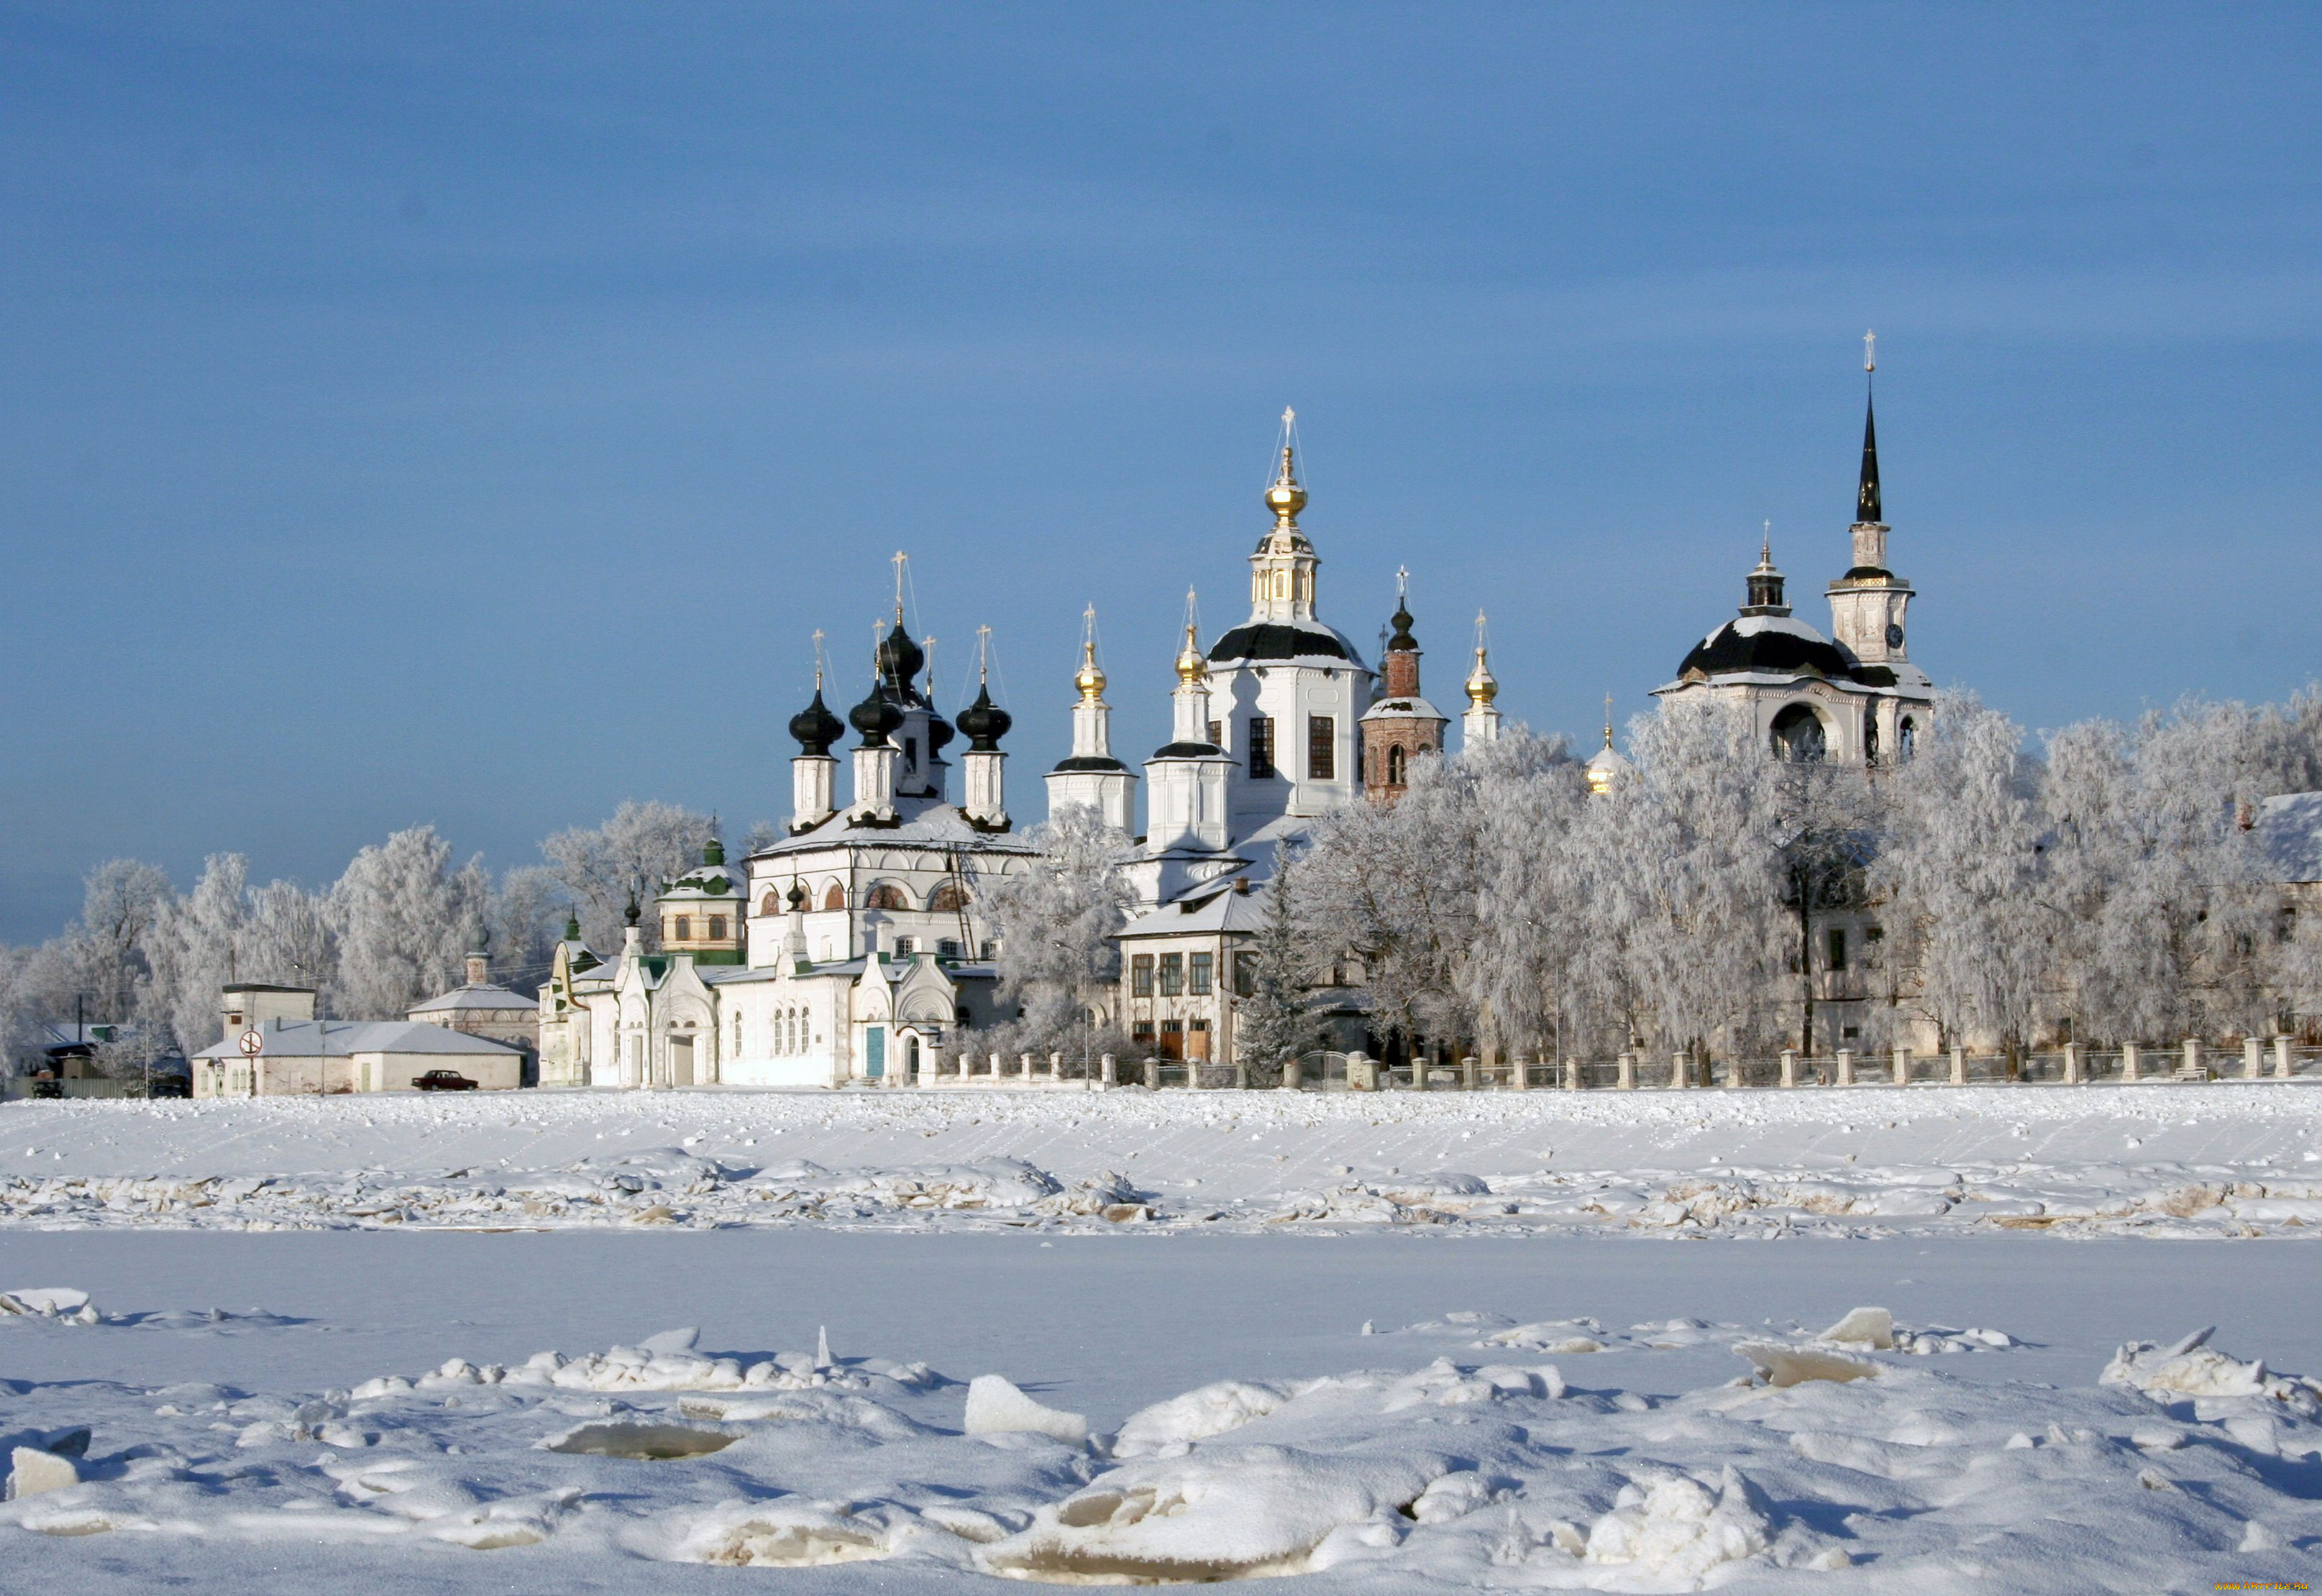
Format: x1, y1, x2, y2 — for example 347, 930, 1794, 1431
4, 1081, 2319, 1238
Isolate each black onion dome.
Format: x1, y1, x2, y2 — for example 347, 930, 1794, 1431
785, 880, 808, 912
925, 711, 955, 757
956, 684, 1013, 750
789, 690, 845, 756
1677, 620, 1858, 682
850, 685, 904, 745
1387, 601, 1418, 651
1207, 620, 1363, 664
876, 621, 924, 689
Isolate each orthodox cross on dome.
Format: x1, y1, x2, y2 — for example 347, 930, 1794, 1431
923, 636, 936, 698
976, 623, 992, 684
890, 551, 909, 620
1604, 692, 1615, 750
1075, 603, 1106, 702
812, 628, 826, 691
1397, 565, 1409, 602
1863, 329, 1876, 374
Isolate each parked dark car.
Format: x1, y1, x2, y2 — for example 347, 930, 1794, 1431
414, 1070, 479, 1092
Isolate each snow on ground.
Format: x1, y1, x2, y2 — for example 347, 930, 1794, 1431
3, 1081, 2320, 1237
3, 1260, 2318, 1593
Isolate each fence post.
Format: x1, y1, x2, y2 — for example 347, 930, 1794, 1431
1100, 1052, 1117, 1087
1564, 1056, 1581, 1091
1617, 1052, 1636, 1090
1460, 1055, 1478, 1091
1671, 1051, 1689, 1089
1232, 1058, 1248, 1089
1143, 1056, 1160, 1090
1835, 1049, 1855, 1087
1893, 1046, 1911, 1087
1724, 1054, 1742, 1089
2275, 1035, 2294, 1080
1281, 1055, 1300, 1090
1949, 1046, 1965, 1086
1046, 1051, 1061, 1082
1348, 1051, 1372, 1091
1412, 1053, 1430, 1091
1512, 1052, 1531, 1091
2183, 1037, 2203, 1079
2121, 1042, 2139, 1082
1780, 1050, 1797, 1088
2062, 1042, 2082, 1084
2243, 1036, 2263, 1080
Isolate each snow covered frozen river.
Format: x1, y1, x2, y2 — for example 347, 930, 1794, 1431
3, 1088, 2319, 1591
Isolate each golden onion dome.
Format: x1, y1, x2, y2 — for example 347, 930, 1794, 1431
1174, 622, 1207, 684
1074, 638, 1107, 702
1465, 645, 1499, 707
1264, 445, 1307, 525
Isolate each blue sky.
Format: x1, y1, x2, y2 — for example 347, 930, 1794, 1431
1, 4, 2316, 938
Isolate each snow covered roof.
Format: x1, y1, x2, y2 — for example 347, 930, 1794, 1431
751, 794, 1038, 861
1361, 694, 1447, 724
1206, 618, 1368, 668
407, 983, 538, 1017
192, 1020, 523, 1062
2259, 792, 2322, 884
1121, 880, 1274, 940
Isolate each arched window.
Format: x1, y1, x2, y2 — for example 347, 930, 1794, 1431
673, 916, 692, 940
759, 891, 781, 917
1770, 704, 1827, 763
930, 882, 967, 913
823, 882, 846, 912
1863, 712, 1880, 766
1387, 745, 1407, 785
866, 883, 909, 911
1898, 717, 1918, 761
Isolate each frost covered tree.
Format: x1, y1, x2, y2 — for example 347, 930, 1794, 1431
1870, 692, 2052, 1055
488, 864, 572, 994
331, 827, 489, 1019
1601, 697, 1786, 1063
1452, 731, 1589, 1062
73, 859, 173, 1023
976, 804, 1137, 1071
541, 801, 716, 954
2045, 700, 2287, 1045
140, 853, 255, 1052
1231, 850, 1328, 1083
1300, 751, 1485, 1060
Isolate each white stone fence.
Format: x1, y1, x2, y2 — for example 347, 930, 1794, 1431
886, 1040, 2322, 1091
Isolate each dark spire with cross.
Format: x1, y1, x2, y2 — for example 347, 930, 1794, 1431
1856, 331, 1883, 526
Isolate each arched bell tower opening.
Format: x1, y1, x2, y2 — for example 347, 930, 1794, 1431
1770, 703, 1829, 763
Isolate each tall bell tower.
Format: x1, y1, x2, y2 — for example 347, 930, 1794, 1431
1827, 331, 1916, 671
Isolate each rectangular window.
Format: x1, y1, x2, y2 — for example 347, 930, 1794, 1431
1158, 953, 1184, 996
1307, 715, 1335, 781
1131, 955, 1153, 997
1234, 951, 1258, 996
674, 917, 691, 940
708, 915, 727, 940
1189, 952, 1212, 994
895, 935, 915, 958
1206, 719, 1221, 748
1248, 716, 1275, 779
937, 937, 961, 958
1827, 927, 1848, 972
1132, 1020, 1155, 1043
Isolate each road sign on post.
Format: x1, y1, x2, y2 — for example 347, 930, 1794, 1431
238, 1030, 264, 1055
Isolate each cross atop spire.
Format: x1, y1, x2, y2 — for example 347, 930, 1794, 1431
976, 623, 992, 684
1856, 336, 1883, 526
812, 628, 826, 691
890, 551, 909, 619
1603, 692, 1615, 751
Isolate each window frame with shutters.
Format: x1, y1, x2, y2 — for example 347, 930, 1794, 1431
1131, 955, 1154, 997
1307, 715, 1335, 781
1158, 953, 1184, 996
1247, 715, 1275, 779
1189, 951, 1212, 995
